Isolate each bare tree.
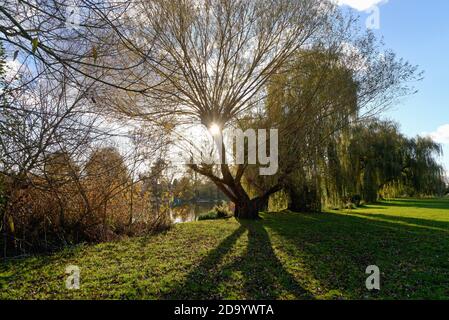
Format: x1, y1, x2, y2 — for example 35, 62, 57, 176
0, 0, 157, 92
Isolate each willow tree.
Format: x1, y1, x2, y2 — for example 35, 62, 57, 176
331, 120, 445, 203
402, 137, 445, 197
244, 33, 419, 213
261, 49, 358, 212
341, 120, 406, 203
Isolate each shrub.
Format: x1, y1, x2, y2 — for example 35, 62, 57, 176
214, 203, 232, 218
350, 194, 362, 207
198, 203, 232, 221
0, 148, 172, 257
198, 211, 218, 221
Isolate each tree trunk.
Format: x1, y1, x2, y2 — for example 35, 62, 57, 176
188, 161, 278, 220
234, 196, 268, 220
287, 184, 321, 213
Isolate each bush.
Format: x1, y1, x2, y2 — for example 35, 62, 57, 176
214, 203, 232, 218
351, 194, 362, 207
198, 211, 218, 221
198, 203, 232, 221
341, 194, 362, 208
0, 175, 170, 257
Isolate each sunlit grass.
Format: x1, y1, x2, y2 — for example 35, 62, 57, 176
1, 198, 449, 299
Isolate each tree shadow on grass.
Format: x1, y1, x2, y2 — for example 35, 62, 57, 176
162, 221, 314, 299
348, 212, 449, 232
379, 198, 449, 210
262, 211, 449, 299
0, 253, 68, 292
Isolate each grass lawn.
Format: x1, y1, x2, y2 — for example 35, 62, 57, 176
1, 198, 449, 300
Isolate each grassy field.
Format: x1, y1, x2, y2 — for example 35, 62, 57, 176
1, 198, 449, 300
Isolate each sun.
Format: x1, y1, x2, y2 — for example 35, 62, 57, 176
209, 123, 221, 135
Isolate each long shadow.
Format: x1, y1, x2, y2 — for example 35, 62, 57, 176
348, 212, 449, 231
161, 225, 246, 299
235, 220, 313, 299
0, 252, 72, 291
380, 198, 449, 210
162, 221, 313, 299
262, 211, 449, 299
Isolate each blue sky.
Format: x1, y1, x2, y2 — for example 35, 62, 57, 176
338, 0, 449, 174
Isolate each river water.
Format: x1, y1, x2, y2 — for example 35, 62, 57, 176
169, 202, 220, 223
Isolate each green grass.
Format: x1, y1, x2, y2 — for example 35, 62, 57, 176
1, 198, 449, 299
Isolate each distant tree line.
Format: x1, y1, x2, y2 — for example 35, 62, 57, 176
283, 119, 446, 211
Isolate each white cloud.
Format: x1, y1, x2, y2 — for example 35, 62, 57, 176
335, 0, 388, 11
426, 124, 449, 144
